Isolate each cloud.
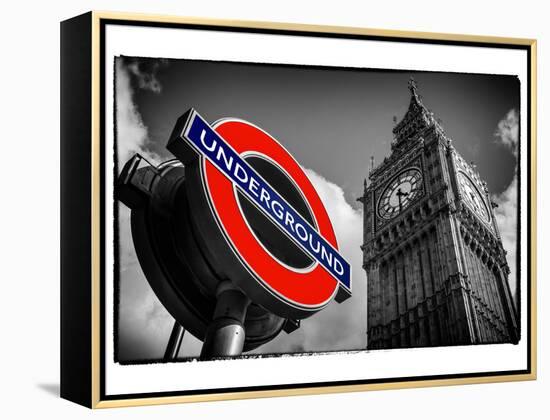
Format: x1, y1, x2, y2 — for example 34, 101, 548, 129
492, 178, 518, 297
117, 251, 174, 360
115, 58, 162, 168
494, 109, 519, 156
126, 58, 167, 93
255, 169, 366, 354
492, 109, 519, 301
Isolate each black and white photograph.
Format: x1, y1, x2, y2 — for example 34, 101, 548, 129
114, 56, 520, 362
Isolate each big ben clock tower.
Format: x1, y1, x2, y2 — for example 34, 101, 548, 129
359, 78, 519, 350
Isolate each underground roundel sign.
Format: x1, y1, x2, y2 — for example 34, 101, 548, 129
167, 109, 351, 319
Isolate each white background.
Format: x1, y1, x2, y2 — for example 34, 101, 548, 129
0, 0, 547, 418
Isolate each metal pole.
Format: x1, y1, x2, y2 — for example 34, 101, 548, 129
200, 281, 250, 360
163, 321, 185, 362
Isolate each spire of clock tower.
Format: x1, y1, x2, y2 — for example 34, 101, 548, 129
408, 76, 420, 98
390, 77, 442, 153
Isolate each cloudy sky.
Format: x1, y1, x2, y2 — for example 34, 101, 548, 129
114, 56, 519, 362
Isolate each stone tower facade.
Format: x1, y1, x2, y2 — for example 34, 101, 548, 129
359, 79, 519, 350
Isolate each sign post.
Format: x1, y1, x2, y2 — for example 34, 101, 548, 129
200, 282, 251, 359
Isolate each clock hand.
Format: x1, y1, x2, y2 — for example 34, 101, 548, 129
396, 187, 409, 212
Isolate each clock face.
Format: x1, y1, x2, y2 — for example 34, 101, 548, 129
457, 172, 490, 222
377, 168, 423, 220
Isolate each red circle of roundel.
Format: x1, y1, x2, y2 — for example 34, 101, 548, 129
202, 119, 339, 310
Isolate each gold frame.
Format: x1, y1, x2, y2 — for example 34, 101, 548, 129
88, 11, 537, 408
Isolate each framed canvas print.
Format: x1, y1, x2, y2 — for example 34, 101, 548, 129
60, 11, 537, 408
